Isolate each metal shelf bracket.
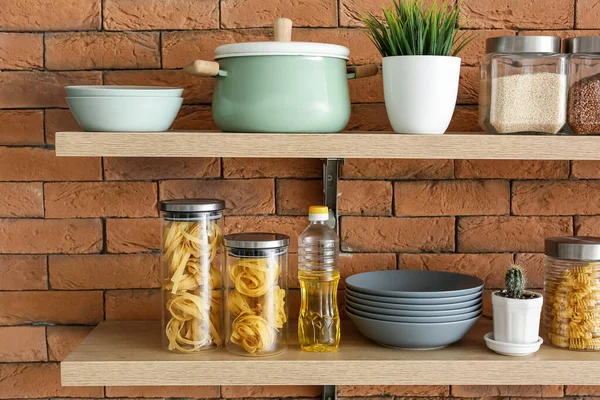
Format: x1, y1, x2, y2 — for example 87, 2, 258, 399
322, 158, 344, 232
322, 385, 337, 400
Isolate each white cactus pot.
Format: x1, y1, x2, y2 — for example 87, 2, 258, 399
492, 291, 543, 344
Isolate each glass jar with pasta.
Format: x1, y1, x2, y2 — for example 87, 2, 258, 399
160, 199, 225, 353
223, 233, 289, 356
545, 237, 600, 351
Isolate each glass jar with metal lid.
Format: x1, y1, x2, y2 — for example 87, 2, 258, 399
545, 236, 600, 351
159, 199, 225, 353
224, 232, 289, 356
565, 37, 600, 134
479, 36, 567, 134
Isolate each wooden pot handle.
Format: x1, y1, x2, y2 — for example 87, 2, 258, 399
274, 18, 293, 42
348, 64, 379, 79
183, 60, 221, 77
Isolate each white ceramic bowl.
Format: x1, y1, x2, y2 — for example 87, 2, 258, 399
65, 85, 184, 97
67, 96, 183, 132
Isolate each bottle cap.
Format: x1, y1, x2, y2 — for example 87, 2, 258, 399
308, 205, 329, 221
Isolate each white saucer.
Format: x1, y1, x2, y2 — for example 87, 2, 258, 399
484, 332, 543, 357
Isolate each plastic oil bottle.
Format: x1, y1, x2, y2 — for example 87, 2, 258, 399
298, 205, 340, 352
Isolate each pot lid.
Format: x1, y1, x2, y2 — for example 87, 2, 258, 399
545, 236, 600, 261
486, 36, 561, 54
224, 232, 290, 249
214, 42, 350, 60
565, 36, 600, 53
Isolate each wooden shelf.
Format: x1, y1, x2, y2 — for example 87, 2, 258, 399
61, 318, 600, 386
55, 131, 600, 160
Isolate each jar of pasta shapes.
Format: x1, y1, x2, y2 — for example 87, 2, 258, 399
160, 199, 225, 353
545, 236, 600, 351
479, 36, 567, 134
223, 233, 289, 356
565, 37, 600, 134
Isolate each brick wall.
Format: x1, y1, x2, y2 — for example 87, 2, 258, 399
0, 0, 598, 398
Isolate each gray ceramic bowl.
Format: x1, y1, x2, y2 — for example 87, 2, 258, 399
346, 270, 484, 298
346, 287, 483, 305
347, 309, 480, 349
347, 305, 482, 323
345, 291, 482, 310
67, 96, 183, 132
65, 85, 184, 97
346, 298, 482, 317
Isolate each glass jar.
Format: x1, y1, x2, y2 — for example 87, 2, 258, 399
160, 199, 225, 353
544, 236, 600, 351
223, 232, 289, 356
479, 36, 567, 134
566, 37, 600, 135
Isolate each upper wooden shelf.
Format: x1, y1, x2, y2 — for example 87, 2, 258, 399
61, 318, 600, 386
55, 131, 600, 160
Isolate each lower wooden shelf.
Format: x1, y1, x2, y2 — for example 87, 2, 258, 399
61, 318, 600, 386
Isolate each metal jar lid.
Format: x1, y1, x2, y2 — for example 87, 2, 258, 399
160, 198, 225, 213
486, 36, 561, 54
545, 236, 600, 261
224, 232, 290, 249
565, 36, 600, 53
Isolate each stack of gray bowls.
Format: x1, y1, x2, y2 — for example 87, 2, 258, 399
345, 270, 484, 349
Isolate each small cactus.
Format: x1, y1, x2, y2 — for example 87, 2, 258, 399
505, 264, 526, 299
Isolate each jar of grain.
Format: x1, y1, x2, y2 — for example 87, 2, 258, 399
545, 237, 600, 351
566, 37, 600, 135
479, 36, 567, 134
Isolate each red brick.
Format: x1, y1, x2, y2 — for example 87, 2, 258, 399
0, 255, 47, 290
458, 216, 572, 253
0, 33, 43, 70
223, 158, 321, 179
0, 326, 46, 362
458, 30, 516, 67
566, 386, 600, 395
395, 180, 509, 216
575, 216, 600, 236
349, 73, 383, 103
462, 0, 574, 29
46, 32, 160, 70
105, 157, 220, 180
339, 0, 392, 27
458, 66, 479, 105
106, 218, 161, 253
342, 159, 453, 179
0, 291, 103, 325
290, 252, 396, 289
171, 105, 219, 131
0, 182, 43, 217
276, 179, 321, 215
572, 161, 600, 178
512, 180, 600, 215
50, 254, 161, 290
0, 219, 102, 254
0, 148, 101, 181
0, 110, 44, 145
0, 0, 100, 31
160, 179, 274, 215
221, 0, 337, 28
221, 385, 321, 398
0, 71, 101, 108
47, 325, 93, 361
104, 0, 219, 30
576, 0, 600, 28
514, 253, 545, 288
338, 386, 449, 396
44, 108, 80, 145
107, 385, 219, 398
447, 106, 483, 133
105, 289, 162, 321
400, 253, 514, 289
104, 69, 213, 105
452, 385, 564, 397
45, 181, 158, 218
225, 216, 306, 252
342, 217, 455, 252
456, 160, 570, 179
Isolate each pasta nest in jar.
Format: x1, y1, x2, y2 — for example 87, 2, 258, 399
547, 263, 600, 350
227, 257, 287, 354
162, 220, 223, 353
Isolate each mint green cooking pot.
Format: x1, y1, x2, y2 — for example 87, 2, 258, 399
184, 41, 378, 133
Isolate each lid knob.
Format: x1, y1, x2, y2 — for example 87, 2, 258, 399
274, 18, 292, 42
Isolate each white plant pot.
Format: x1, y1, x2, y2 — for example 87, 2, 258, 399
492, 291, 543, 344
382, 55, 461, 134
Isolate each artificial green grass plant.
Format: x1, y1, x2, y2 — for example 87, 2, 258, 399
362, 0, 476, 57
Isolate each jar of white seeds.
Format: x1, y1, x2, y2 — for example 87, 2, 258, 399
479, 36, 567, 135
